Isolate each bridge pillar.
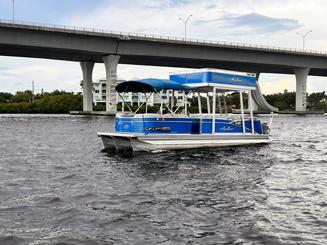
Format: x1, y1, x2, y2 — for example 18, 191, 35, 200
295, 67, 310, 112
80, 61, 95, 112
103, 55, 120, 113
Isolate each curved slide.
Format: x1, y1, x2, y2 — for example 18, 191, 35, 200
252, 81, 279, 112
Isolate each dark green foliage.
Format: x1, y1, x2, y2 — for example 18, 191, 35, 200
93, 103, 106, 111
0, 91, 82, 113
264, 90, 327, 111
307, 92, 327, 110
0, 92, 13, 103
10, 90, 33, 103
264, 90, 296, 111
0, 89, 327, 114
32, 93, 82, 113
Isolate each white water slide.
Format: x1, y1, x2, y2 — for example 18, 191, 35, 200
252, 81, 279, 112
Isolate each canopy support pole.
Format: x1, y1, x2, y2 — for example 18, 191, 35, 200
184, 91, 187, 116
145, 91, 149, 114
154, 88, 175, 116
160, 91, 163, 116
206, 93, 211, 115
212, 87, 217, 134
145, 101, 148, 114
197, 92, 202, 115
171, 90, 174, 111
173, 100, 184, 114
118, 93, 133, 113
248, 90, 255, 134
120, 90, 129, 113
217, 94, 222, 114
240, 91, 246, 134
122, 98, 125, 112
223, 93, 228, 114
197, 92, 202, 134
133, 92, 151, 115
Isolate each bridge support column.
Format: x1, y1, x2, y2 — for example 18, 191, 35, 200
295, 67, 310, 112
103, 55, 120, 113
80, 61, 94, 112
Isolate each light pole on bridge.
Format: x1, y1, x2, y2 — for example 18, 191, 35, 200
179, 14, 192, 41
296, 30, 312, 51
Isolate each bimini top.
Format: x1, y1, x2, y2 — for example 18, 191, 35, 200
116, 78, 191, 93
170, 71, 257, 90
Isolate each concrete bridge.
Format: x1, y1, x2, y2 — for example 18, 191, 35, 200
1, 20, 327, 112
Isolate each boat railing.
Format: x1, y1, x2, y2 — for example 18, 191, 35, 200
116, 113, 257, 121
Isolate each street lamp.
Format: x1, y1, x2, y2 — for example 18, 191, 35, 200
179, 14, 192, 41
296, 30, 312, 51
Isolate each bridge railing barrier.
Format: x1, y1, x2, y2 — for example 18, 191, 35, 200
1, 19, 326, 57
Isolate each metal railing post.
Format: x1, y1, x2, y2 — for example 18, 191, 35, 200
212, 87, 216, 134
197, 92, 202, 134
239, 92, 246, 134
248, 90, 255, 134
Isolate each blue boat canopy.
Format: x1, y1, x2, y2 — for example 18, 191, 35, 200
170, 71, 257, 90
116, 78, 191, 92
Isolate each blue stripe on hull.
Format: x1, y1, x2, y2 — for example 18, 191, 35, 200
116, 117, 264, 134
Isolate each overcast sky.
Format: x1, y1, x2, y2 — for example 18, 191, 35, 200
0, 0, 326, 94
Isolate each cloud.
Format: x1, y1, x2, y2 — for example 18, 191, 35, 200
260, 74, 296, 94
227, 13, 301, 33
195, 12, 302, 34
144, 0, 192, 9
0, 57, 81, 93
1, 0, 327, 94
259, 73, 327, 94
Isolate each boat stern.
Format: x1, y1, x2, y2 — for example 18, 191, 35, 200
97, 132, 141, 152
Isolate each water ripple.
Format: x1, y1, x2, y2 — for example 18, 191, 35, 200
0, 114, 326, 244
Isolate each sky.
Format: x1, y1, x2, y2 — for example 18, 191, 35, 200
0, 0, 326, 94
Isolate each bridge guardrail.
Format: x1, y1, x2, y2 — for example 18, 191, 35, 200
1, 19, 326, 57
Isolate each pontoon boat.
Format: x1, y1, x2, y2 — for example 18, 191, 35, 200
97, 70, 272, 152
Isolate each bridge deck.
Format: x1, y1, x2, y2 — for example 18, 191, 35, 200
0, 20, 327, 76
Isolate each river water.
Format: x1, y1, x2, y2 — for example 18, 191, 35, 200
0, 114, 326, 245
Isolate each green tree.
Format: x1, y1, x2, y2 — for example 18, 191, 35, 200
307, 92, 327, 110
0, 92, 13, 103
11, 90, 33, 103
265, 90, 296, 110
